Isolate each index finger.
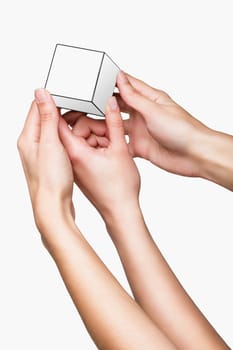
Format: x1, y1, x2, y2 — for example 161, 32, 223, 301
125, 73, 163, 102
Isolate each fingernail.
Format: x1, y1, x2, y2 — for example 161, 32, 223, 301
108, 96, 119, 111
34, 88, 49, 103
118, 70, 128, 84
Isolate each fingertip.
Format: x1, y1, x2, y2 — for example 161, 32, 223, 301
117, 70, 129, 85
34, 88, 51, 104
117, 73, 156, 117
117, 71, 136, 100
105, 96, 122, 124
106, 96, 120, 113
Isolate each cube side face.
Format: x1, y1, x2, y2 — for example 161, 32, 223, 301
53, 95, 104, 116
46, 45, 103, 101
92, 54, 120, 114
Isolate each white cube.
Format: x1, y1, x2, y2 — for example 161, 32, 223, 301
44, 44, 120, 117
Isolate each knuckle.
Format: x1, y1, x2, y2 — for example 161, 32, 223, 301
110, 116, 123, 128
39, 102, 56, 122
40, 111, 54, 122
156, 89, 171, 102
41, 236, 49, 251
159, 89, 169, 97
17, 134, 26, 152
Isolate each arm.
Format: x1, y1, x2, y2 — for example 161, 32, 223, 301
60, 101, 230, 349
40, 207, 176, 350
103, 204, 230, 350
192, 129, 233, 190
17, 90, 176, 350
116, 71, 233, 191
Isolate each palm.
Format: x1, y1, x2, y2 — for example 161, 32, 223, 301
127, 109, 200, 177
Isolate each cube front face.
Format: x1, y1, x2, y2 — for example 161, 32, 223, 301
45, 44, 119, 117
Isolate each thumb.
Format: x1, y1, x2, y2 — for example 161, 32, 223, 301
105, 96, 126, 147
34, 89, 59, 143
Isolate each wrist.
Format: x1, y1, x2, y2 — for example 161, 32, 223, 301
191, 128, 233, 190
103, 198, 141, 221
100, 195, 140, 220
33, 196, 75, 235
103, 200, 145, 244
34, 198, 81, 257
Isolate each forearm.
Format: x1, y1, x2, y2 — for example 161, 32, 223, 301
192, 128, 233, 191
39, 210, 176, 350
104, 204, 229, 350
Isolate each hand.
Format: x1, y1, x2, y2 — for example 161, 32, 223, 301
17, 89, 74, 234
116, 71, 211, 177
59, 97, 140, 219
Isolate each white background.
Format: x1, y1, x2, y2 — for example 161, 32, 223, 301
1, 0, 233, 348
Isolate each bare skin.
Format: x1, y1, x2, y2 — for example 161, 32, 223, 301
59, 74, 231, 349
17, 91, 176, 350
18, 68, 232, 348
64, 71, 233, 191
116, 71, 233, 191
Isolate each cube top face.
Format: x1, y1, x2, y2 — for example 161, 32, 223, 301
45, 44, 104, 101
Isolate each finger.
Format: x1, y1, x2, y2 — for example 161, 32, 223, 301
58, 117, 90, 161
114, 93, 132, 113
62, 110, 86, 126
34, 89, 60, 143
123, 119, 130, 135
86, 134, 110, 148
86, 134, 109, 148
117, 71, 156, 117
86, 133, 98, 147
96, 136, 109, 147
105, 96, 126, 147
126, 72, 172, 104
20, 100, 40, 143
72, 116, 106, 138
125, 73, 163, 102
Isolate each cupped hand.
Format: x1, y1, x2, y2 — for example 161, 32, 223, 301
59, 97, 140, 219
116, 71, 211, 177
17, 89, 74, 233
